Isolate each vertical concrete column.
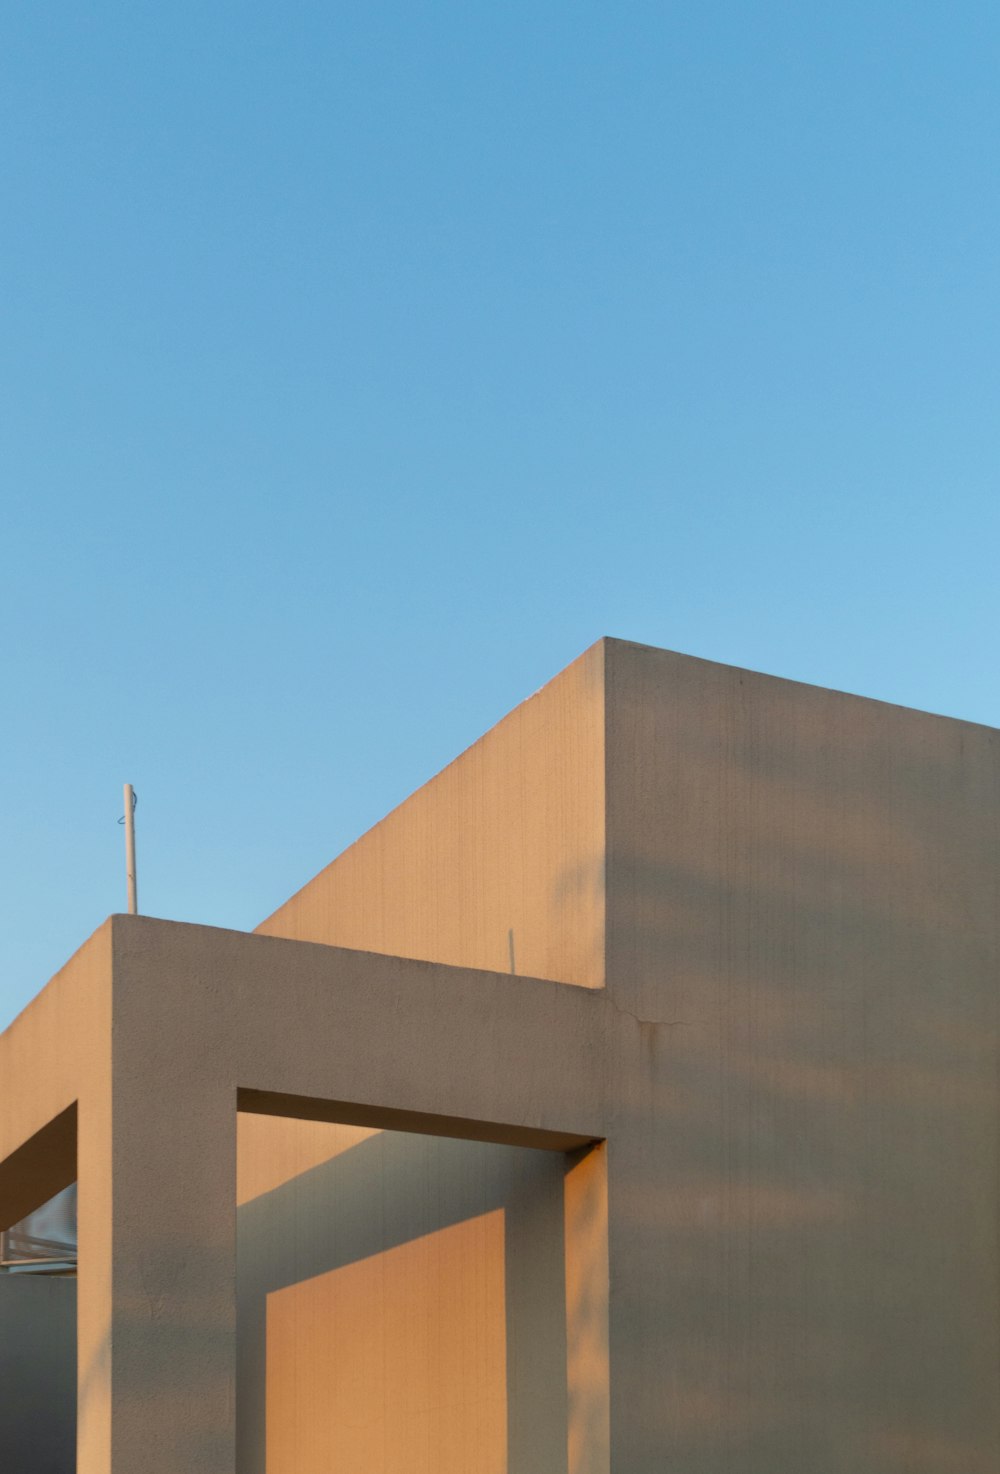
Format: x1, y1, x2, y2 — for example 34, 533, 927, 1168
74, 917, 240, 1474
564, 1142, 610, 1474
77, 1081, 113, 1469
78, 1068, 237, 1474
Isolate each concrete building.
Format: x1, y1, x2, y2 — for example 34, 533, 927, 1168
1, 637, 999, 1472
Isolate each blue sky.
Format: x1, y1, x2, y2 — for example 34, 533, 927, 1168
1, 2, 997, 1026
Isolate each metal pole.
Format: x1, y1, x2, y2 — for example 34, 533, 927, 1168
124, 783, 138, 914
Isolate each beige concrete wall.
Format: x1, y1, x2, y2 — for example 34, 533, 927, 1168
603, 639, 1000, 1472
3, 638, 996, 1474
258, 640, 606, 989
81, 914, 608, 1474
236, 1116, 570, 1474
248, 636, 1000, 1470
0, 1274, 76, 1471
249, 646, 606, 1470
0, 921, 113, 1470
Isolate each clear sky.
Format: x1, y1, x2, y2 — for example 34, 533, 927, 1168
1, 3, 997, 1027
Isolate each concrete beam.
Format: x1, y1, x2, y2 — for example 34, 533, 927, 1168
111, 916, 612, 1147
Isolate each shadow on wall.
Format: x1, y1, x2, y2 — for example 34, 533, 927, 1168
0, 1274, 76, 1471
596, 661, 1000, 1473
236, 1122, 571, 1474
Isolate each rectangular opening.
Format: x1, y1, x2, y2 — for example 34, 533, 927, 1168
236, 1110, 608, 1474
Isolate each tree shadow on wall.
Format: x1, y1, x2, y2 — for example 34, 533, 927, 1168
571, 661, 1000, 1474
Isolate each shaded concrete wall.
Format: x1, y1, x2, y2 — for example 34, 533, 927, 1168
236, 1115, 570, 1474
603, 639, 1000, 1471
258, 640, 606, 990
0, 1274, 76, 1471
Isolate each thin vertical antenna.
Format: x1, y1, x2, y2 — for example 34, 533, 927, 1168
123, 784, 138, 914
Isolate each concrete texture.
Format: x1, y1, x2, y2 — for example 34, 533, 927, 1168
1, 637, 998, 1473
0, 923, 112, 1468
259, 639, 606, 988
236, 1118, 571, 1474
0, 1274, 76, 1471
0, 915, 610, 1474
601, 641, 1000, 1471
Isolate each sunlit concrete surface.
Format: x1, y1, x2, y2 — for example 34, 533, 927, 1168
1, 638, 998, 1472
236, 1117, 570, 1474
259, 639, 607, 989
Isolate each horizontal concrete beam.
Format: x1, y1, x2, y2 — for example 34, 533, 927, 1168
237, 1087, 598, 1152
111, 916, 613, 1147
